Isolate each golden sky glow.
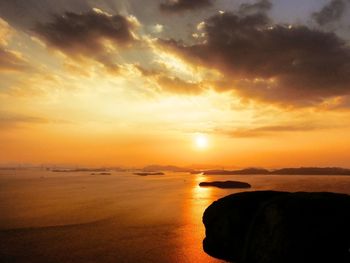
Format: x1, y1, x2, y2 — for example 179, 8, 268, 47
1, 1, 350, 168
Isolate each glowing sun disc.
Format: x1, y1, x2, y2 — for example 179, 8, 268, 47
195, 134, 208, 149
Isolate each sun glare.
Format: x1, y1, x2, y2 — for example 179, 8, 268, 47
195, 134, 208, 149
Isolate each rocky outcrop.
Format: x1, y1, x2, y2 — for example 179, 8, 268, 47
199, 181, 251, 189
203, 191, 287, 262
203, 191, 350, 263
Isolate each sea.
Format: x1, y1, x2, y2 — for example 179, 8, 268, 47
1, 169, 350, 263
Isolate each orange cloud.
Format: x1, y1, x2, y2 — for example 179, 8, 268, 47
156, 75, 204, 95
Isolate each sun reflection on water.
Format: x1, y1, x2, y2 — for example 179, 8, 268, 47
191, 175, 214, 219
174, 174, 222, 262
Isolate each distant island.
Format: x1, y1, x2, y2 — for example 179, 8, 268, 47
198, 167, 350, 176
199, 181, 251, 189
134, 172, 165, 176
141, 165, 194, 173
202, 168, 270, 175
2, 165, 350, 176
51, 168, 109, 173
50, 167, 125, 173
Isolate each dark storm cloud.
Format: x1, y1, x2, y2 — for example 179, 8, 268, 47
34, 9, 135, 57
239, 0, 272, 15
0, 0, 91, 29
159, 11, 350, 105
160, 0, 213, 13
312, 0, 348, 26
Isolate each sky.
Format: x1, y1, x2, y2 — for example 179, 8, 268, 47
1, 0, 350, 168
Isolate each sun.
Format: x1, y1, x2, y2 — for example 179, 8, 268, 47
195, 134, 208, 149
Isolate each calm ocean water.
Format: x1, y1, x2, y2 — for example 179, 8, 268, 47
1, 169, 350, 263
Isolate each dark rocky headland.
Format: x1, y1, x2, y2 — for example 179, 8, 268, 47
203, 191, 350, 263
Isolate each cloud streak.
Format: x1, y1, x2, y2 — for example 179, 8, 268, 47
156, 75, 203, 94
220, 124, 325, 138
0, 112, 49, 129
0, 49, 29, 72
0, 18, 29, 72
135, 65, 203, 95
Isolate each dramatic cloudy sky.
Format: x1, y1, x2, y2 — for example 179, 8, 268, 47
1, 0, 350, 167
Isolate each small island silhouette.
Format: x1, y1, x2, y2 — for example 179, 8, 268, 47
134, 172, 165, 176
199, 181, 251, 189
